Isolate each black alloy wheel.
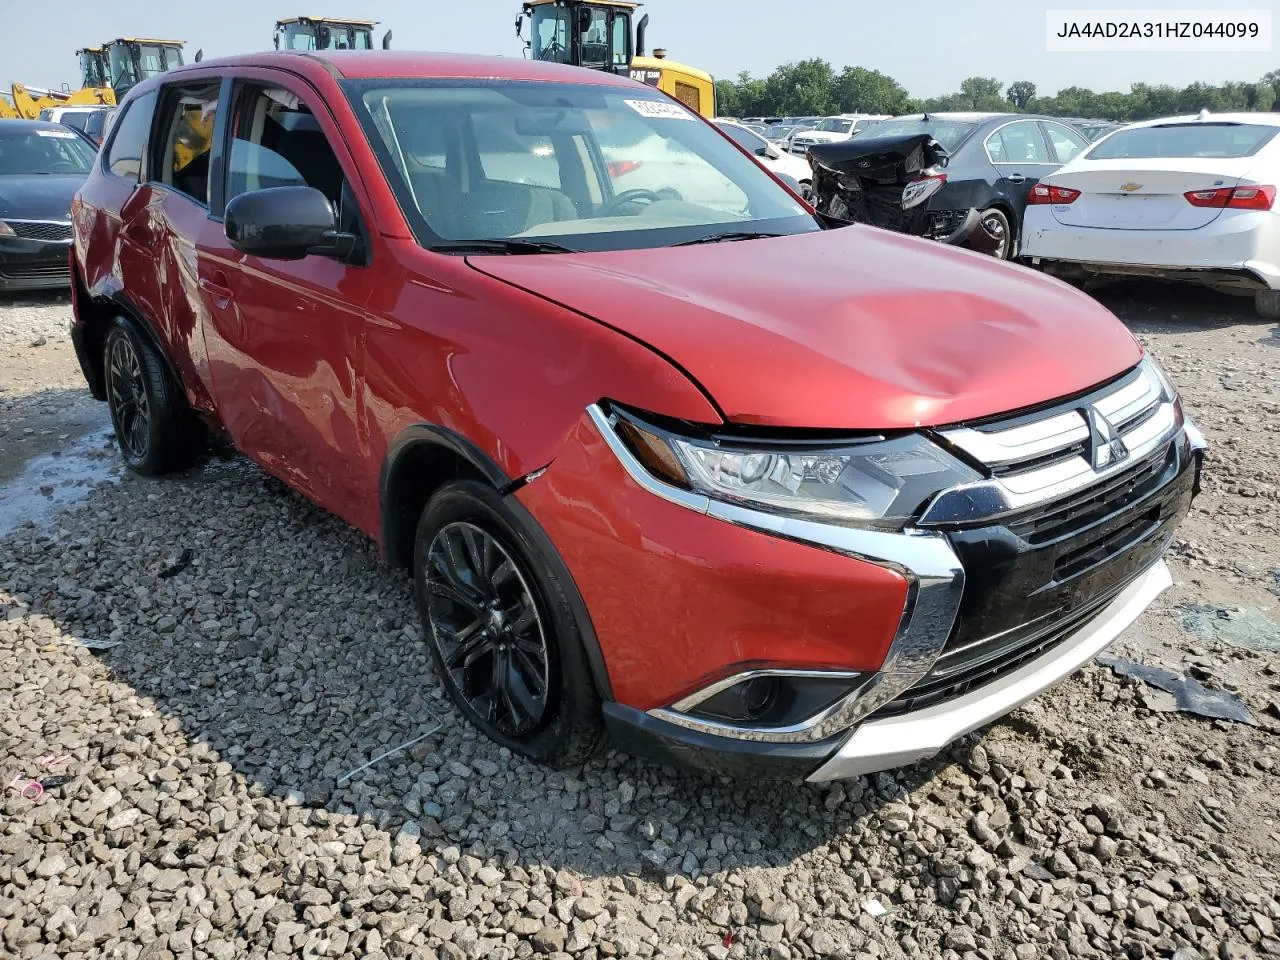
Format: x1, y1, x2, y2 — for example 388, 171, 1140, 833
425, 521, 551, 736
980, 207, 1013, 260
107, 333, 150, 462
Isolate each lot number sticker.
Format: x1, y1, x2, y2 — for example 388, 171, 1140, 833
36, 129, 79, 139
624, 99, 696, 121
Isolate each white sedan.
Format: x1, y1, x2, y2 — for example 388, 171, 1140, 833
714, 120, 814, 197
1021, 112, 1280, 319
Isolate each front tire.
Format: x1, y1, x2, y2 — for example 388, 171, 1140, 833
979, 207, 1014, 260
1255, 289, 1280, 320
413, 480, 603, 766
103, 318, 202, 475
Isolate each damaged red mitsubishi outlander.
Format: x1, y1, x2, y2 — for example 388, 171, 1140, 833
71, 52, 1205, 780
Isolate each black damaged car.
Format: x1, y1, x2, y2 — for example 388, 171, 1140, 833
0, 120, 97, 291
807, 112, 1091, 260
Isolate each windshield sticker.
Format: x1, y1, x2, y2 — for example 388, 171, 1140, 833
36, 129, 79, 139
624, 99, 696, 122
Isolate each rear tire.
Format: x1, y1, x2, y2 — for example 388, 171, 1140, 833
413, 480, 604, 767
103, 318, 203, 476
1255, 289, 1280, 321
979, 207, 1013, 260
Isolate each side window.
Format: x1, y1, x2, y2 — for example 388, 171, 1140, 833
986, 121, 1050, 164
581, 9, 609, 68
154, 82, 219, 205
225, 83, 347, 210
61, 113, 91, 134
1044, 123, 1089, 164
105, 90, 157, 181
610, 15, 630, 66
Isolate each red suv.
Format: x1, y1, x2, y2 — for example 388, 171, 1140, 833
70, 52, 1204, 781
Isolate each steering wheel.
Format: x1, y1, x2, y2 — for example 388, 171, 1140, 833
602, 188, 664, 216
47, 162, 80, 174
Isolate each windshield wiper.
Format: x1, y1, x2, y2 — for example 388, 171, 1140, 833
672, 231, 786, 246
430, 239, 577, 256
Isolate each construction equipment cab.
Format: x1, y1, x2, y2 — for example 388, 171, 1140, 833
274, 17, 392, 51
104, 39, 187, 99
517, 0, 715, 117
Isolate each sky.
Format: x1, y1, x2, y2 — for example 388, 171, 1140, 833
2, 0, 1276, 99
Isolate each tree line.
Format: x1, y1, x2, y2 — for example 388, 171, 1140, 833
714, 59, 1280, 121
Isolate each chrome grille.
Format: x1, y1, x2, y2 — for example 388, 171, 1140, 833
5, 220, 73, 242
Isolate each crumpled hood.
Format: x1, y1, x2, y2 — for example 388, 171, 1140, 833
470, 226, 1142, 430
0, 175, 82, 220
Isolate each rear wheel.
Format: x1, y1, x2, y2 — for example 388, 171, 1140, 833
413, 480, 603, 766
1255, 289, 1280, 321
103, 318, 203, 475
979, 207, 1013, 260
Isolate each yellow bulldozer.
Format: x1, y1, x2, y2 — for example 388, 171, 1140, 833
274, 16, 392, 51
0, 38, 188, 120
516, 0, 715, 117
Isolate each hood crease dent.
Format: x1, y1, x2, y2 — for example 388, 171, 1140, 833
471, 227, 1141, 430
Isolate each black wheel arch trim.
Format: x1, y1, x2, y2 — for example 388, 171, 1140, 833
381, 423, 614, 702
83, 274, 186, 397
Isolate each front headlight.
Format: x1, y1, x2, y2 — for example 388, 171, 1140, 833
611, 409, 980, 528
0, 221, 15, 237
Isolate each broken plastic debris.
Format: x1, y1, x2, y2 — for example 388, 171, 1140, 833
71, 636, 123, 651
862, 899, 887, 917
337, 718, 443, 786
1098, 656, 1256, 726
1178, 603, 1280, 653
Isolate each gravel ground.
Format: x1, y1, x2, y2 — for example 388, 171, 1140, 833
1, 282, 1278, 960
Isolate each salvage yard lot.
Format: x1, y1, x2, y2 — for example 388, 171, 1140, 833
1, 283, 1278, 959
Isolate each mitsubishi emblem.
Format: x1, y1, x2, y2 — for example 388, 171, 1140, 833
1083, 407, 1128, 470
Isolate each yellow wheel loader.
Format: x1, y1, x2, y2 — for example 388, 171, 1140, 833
274, 17, 392, 51
516, 0, 715, 117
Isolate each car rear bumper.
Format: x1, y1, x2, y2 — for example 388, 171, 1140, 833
0, 237, 73, 291
1022, 209, 1280, 290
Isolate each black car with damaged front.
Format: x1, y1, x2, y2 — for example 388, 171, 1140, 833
0, 120, 96, 291
807, 113, 1093, 261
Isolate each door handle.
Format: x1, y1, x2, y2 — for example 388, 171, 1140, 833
1008, 173, 1027, 184
199, 271, 233, 303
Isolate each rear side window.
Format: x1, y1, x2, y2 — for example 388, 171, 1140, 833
105, 90, 157, 181
85, 111, 106, 139
154, 82, 220, 205
1088, 123, 1279, 160
61, 113, 91, 133
986, 121, 1050, 163
1043, 123, 1089, 163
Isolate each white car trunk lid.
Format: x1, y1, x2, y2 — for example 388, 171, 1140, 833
1048, 157, 1256, 231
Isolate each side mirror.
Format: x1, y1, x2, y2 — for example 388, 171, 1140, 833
194, 49, 204, 62
225, 186, 355, 261
762, 142, 782, 160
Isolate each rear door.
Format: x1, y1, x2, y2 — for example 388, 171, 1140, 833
984, 119, 1056, 210
1045, 122, 1279, 231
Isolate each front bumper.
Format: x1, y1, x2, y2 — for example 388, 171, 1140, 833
0, 237, 72, 291
807, 559, 1170, 779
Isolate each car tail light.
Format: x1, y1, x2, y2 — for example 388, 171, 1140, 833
1184, 185, 1276, 210
901, 173, 946, 210
606, 160, 642, 178
1028, 184, 1081, 205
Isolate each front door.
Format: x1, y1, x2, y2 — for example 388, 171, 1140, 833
195, 73, 377, 528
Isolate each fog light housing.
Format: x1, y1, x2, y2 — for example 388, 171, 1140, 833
683, 670, 867, 730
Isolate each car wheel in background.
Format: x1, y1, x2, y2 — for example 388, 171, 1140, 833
979, 207, 1013, 260
413, 480, 604, 766
103, 317, 203, 475
1255, 290, 1280, 321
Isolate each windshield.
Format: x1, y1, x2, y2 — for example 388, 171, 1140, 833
857, 118, 979, 153
1086, 123, 1278, 159
814, 118, 853, 134
0, 128, 96, 175
109, 42, 182, 95
80, 51, 106, 88
348, 80, 815, 252
530, 7, 572, 64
